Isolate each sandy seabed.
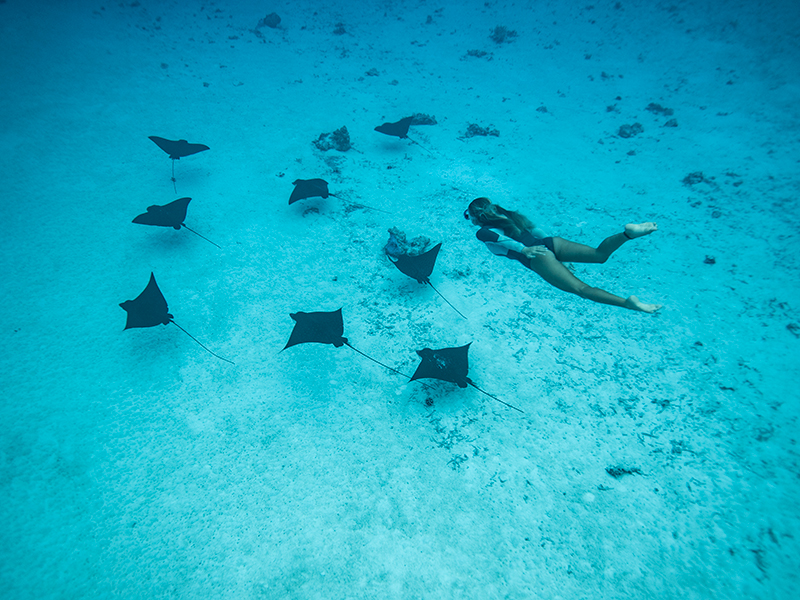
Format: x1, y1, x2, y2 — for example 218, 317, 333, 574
1, 0, 798, 598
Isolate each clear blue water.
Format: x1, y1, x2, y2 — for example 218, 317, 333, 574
1, 0, 798, 598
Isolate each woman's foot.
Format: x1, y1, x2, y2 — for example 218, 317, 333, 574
625, 295, 662, 313
624, 222, 658, 239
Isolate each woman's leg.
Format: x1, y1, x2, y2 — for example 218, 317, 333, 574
552, 234, 626, 264
525, 252, 661, 312
551, 222, 658, 264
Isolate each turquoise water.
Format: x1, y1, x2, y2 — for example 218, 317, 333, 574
1, 0, 798, 598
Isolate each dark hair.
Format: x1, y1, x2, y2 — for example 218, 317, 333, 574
466, 197, 535, 238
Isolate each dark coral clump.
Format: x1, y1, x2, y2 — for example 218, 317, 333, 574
257, 13, 281, 29
605, 465, 642, 478
313, 126, 351, 152
682, 171, 708, 186
490, 26, 518, 44
464, 123, 499, 137
465, 49, 491, 59
645, 102, 674, 116
409, 113, 438, 126
384, 228, 431, 259
618, 123, 643, 138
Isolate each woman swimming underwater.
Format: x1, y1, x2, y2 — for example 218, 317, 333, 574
465, 197, 662, 313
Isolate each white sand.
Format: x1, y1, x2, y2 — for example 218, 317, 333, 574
1, 0, 798, 597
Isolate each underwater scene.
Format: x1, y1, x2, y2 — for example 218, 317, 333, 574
1, 0, 798, 597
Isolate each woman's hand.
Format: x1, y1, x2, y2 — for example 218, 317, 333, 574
522, 245, 549, 259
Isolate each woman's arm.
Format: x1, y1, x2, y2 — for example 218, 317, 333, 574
477, 227, 526, 256
476, 228, 548, 260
